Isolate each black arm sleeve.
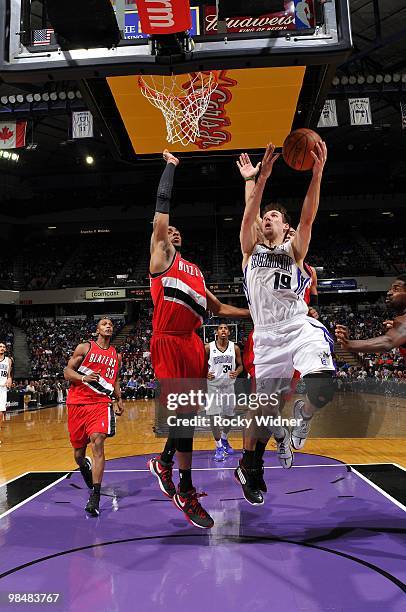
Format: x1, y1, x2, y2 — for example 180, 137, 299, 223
155, 163, 176, 214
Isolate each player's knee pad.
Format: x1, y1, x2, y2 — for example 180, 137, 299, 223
304, 372, 335, 409
176, 437, 194, 453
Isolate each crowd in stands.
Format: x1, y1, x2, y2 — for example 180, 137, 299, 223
58, 234, 149, 289
1, 297, 404, 405
0, 317, 14, 354
0, 258, 14, 290
1, 221, 404, 290
9, 378, 69, 406
21, 317, 125, 379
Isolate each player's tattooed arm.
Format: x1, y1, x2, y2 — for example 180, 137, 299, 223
150, 150, 179, 272
291, 141, 327, 264
335, 316, 406, 353
206, 289, 251, 319
240, 144, 279, 258
64, 342, 98, 383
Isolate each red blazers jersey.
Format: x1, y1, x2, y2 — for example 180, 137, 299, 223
67, 340, 119, 405
150, 252, 207, 334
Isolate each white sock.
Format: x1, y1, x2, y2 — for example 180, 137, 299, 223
215, 439, 223, 448
221, 432, 228, 441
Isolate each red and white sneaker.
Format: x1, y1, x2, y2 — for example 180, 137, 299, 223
173, 488, 214, 529
148, 456, 176, 498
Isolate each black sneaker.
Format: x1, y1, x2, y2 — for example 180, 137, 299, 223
173, 488, 214, 529
148, 456, 176, 498
256, 460, 267, 493
234, 462, 264, 505
85, 491, 100, 517
80, 456, 93, 489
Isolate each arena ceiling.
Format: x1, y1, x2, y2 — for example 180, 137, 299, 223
0, 0, 405, 219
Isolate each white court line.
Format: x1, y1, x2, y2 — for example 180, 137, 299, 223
28, 464, 349, 474
351, 467, 406, 514
0, 474, 69, 521
393, 463, 406, 472
0, 472, 29, 488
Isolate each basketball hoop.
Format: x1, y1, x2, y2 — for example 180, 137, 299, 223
138, 71, 218, 146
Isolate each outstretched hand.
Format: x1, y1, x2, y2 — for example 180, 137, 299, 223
237, 153, 261, 180
163, 149, 180, 166
259, 143, 280, 179
311, 141, 327, 178
335, 324, 350, 348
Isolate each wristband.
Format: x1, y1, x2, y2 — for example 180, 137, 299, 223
244, 176, 256, 182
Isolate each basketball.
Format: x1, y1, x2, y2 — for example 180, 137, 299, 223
282, 128, 322, 171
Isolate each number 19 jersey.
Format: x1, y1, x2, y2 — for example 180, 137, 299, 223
243, 241, 311, 328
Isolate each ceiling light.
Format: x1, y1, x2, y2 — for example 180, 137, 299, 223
26, 94, 34, 102
224, 217, 233, 221
0, 96, 8, 104
58, 91, 67, 100
375, 74, 383, 83
85, 155, 94, 165
348, 76, 356, 85
67, 91, 75, 100
8, 95, 16, 104
393, 73, 401, 83
16, 94, 24, 103
332, 76, 340, 86
48, 226, 56, 229
340, 76, 349, 85
42, 93, 50, 102
49, 92, 58, 101
357, 75, 365, 84
329, 213, 339, 217
33, 93, 41, 102
366, 75, 374, 84
384, 74, 392, 83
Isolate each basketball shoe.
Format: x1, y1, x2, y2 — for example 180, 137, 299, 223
234, 461, 264, 505
291, 399, 312, 450
79, 456, 93, 489
148, 456, 176, 498
173, 488, 214, 529
214, 446, 226, 462
221, 438, 234, 454
85, 490, 100, 517
275, 428, 293, 468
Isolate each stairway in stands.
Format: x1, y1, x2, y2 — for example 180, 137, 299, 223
333, 344, 361, 367
356, 232, 397, 276
12, 326, 31, 378
111, 324, 135, 351
46, 244, 87, 289
12, 254, 25, 290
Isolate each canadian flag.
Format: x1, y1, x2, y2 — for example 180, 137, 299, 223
0, 121, 27, 149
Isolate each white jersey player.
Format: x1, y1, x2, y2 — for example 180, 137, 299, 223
235, 141, 336, 506
205, 323, 243, 461
0, 342, 13, 422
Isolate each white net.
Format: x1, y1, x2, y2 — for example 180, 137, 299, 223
138, 71, 218, 146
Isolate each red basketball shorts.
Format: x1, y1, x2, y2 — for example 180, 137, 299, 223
67, 403, 116, 449
150, 332, 207, 414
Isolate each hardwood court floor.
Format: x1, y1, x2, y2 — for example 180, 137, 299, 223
0, 397, 405, 484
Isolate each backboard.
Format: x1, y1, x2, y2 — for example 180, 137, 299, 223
0, 0, 352, 81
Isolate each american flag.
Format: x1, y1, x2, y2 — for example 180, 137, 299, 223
32, 28, 54, 46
